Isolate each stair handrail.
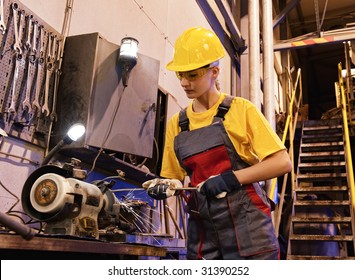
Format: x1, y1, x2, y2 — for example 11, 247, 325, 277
337, 62, 355, 216
269, 68, 303, 236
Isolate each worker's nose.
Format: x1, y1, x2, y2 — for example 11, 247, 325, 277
180, 77, 190, 87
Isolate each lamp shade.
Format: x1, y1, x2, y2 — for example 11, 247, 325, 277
67, 123, 86, 142
119, 37, 139, 61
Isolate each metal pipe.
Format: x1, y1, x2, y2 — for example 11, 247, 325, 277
165, 205, 184, 239
0, 212, 36, 240
338, 63, 355, 221
262, 0, 275, 130
248, 0, 261, 109
344, 42, 353, 103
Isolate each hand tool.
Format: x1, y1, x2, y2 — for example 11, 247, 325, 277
0, 0, 6, 34
11, 3, 22, 54
25, 15, 33, 50
22, 55, 36, 110
7, 53, 22, 116
32, 57, 43, 111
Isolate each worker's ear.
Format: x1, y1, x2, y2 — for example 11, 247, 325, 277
211, 66, 220, 78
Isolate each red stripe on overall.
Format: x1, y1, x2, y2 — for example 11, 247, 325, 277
182, 145, 232, 187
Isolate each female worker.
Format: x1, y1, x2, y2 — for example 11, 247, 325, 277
144, 26, 292, 260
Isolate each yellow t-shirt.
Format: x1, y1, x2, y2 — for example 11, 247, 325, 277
160, 93, 286, 181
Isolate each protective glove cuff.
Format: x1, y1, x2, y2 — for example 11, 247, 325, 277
221, 170, 242, 189
201, 170, 241, 197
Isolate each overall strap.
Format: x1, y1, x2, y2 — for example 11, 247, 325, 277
213, 95, 234, 122
178, 95, 235, 131
178, 108, 189, 131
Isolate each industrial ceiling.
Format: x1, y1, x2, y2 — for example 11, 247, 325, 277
285, 0, 355, 119
199, 0, 355, 119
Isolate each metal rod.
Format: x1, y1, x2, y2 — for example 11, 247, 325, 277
163, 200, 170, 235
338, 62, 355, 223
165, 205, 184, 239
111, 188, 145, 192
177, 195, 187, 239
0, 212, 36, 240
262, 0, 275, 130
248, 0, 261, 109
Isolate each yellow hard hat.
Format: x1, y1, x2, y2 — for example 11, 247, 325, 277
166, 26, 225, 72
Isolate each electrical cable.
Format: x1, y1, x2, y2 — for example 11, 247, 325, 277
87, 86, 126, 177
153, 137, 160, 171
132, 0, 174, 47
0, 179, 20, 212
90, 175, 125, 185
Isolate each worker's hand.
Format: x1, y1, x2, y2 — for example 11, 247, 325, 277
197, 170, 242, 198
142, 178, 183, 200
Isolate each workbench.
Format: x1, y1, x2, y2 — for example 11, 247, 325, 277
0, 233, 166, 259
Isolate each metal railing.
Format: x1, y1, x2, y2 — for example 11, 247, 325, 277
269, 68, 302, 236
337, 62, 355, 216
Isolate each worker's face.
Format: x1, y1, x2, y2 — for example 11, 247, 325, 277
176, 66, 219, 99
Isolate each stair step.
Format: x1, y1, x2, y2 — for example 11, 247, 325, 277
299, 151, 345, 161
297, 173, 347, 182
303, 125, 342, 132
298, 161, 345, 171
301, 142, 344, 152
301, 134, 343, 143
303, 120, 342, 128
289, 234, 354, 241
294, 200, 350, 207
296, 186, 348, 193
287, 255, 355, 260
292, 217, 352, 223
302, 130, 342, 137
288, 120, 355, 261
301, 141, 344, 147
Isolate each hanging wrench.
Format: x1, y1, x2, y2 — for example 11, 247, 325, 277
25, 15, 33, 50
42, 33, 55, 117
41, 62, 52, 117
0, 0, 6, 34
50, 39, 61, 121
31, 20, 38, 54
38, 25, 45, 58
11, 3, 22, 54
32, 26, 45, 111
32, 57, 43, 111
18, 10, 25, 44
8, 53, 22, 115
46, 33, 53, 61
22, 55, 36, 110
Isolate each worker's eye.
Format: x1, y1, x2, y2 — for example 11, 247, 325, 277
175, 67, 212, 81
186, 72, 198, 79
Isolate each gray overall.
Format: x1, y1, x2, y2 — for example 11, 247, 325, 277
174, 96, 279, 260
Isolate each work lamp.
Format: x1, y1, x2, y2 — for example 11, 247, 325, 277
118, 37, 139, 87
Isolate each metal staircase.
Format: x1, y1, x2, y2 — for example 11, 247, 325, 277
287, 119, 355, 259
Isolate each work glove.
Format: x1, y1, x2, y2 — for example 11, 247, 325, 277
197, 170, 242, 198
142, 178, 183, 200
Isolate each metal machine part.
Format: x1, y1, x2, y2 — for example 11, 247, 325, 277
21, 164, 129, 239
